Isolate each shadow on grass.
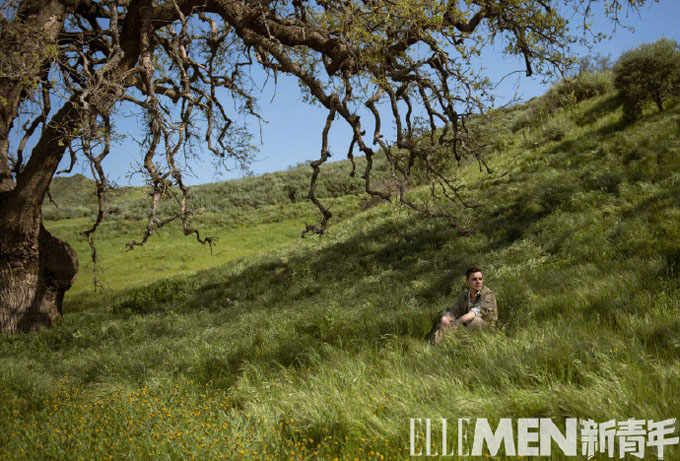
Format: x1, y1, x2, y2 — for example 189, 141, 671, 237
575, 94, 622, 127
95, 213, 482, 386
113, 214, 465, 312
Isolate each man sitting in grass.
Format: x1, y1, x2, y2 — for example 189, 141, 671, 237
430, 266, 498, 346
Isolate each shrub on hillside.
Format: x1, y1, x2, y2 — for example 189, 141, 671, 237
550, 70, 614, 105
614, 38, 680, 121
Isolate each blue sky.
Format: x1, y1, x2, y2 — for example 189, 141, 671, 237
59, 1, 680, 186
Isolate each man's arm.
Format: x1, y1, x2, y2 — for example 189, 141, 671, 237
451, 290, 466, 319
453, 309, 476, 326
480, 289, 498, 323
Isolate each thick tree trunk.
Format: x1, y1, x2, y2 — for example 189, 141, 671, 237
0, 223, 78, 333
0, 98, 81, 334
0, 0, 145, 333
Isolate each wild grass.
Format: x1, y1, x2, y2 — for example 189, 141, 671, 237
2, 76, 680, 459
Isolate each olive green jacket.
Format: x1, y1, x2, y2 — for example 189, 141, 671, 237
451, 285, 498, 327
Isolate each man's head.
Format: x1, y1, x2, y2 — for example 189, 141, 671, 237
465, 265, 483, 293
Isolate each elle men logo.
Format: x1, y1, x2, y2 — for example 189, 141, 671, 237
409, 418, 679, 459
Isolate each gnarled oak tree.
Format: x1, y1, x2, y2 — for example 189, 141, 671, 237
0, 0, 647, 333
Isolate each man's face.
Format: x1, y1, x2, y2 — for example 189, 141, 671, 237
467, 271, 483, 293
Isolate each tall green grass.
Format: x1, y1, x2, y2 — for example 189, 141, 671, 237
2, 76, 680, 460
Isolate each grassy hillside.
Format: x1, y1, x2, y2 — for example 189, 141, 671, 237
42, 156, 393, 222
2, 74, 680, 460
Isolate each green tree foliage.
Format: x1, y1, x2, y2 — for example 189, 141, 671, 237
614, 38, 680, 120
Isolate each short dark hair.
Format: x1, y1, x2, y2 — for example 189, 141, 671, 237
465, 266, 483, 279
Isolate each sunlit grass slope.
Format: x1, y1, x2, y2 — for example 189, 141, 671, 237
45, 199, 355, 310
2, 81, 680, 460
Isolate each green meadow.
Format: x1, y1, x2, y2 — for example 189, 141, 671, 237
1, 71, 679, 460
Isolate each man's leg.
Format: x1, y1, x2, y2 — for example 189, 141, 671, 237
466, 316, 486, 329
430, 324, 444, 346
430, 313, 453, 346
